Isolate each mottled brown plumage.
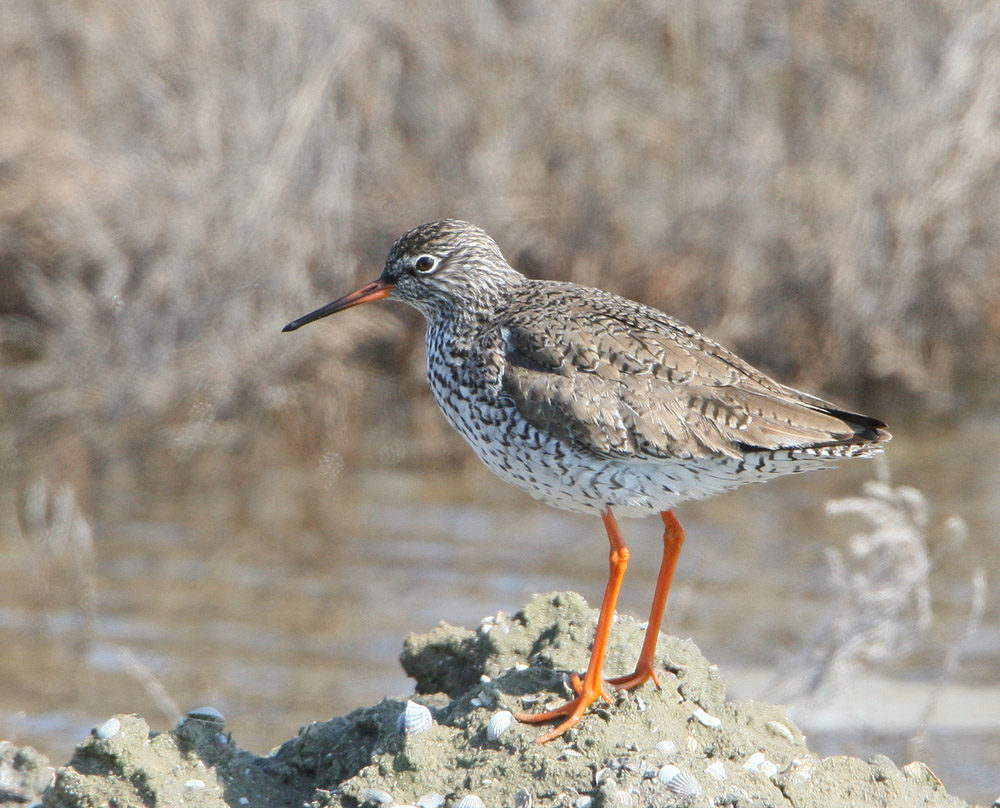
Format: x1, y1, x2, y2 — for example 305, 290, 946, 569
284, 219, 890, 742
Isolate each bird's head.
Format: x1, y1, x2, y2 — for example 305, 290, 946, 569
282, 220, 524, 332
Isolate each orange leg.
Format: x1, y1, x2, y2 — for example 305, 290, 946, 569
515, 507, 631, 742
606, 510, 685, 690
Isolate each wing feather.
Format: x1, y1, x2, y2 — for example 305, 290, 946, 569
498, 283, 888, 461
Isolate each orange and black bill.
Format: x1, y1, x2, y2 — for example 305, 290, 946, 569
282, 279, 394, 332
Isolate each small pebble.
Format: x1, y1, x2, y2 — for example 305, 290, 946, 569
184, 779, 206, 790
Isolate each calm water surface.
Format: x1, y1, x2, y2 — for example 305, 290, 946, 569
0, 416, 997, 803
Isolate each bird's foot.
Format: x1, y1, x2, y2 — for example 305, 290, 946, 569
606, 662, 661, 691
514, 673, 612, 743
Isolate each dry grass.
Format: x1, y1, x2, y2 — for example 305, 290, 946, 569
2, 0, 1000, 481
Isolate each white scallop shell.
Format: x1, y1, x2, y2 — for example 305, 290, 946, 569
456, 796, 485, 808
487, 710, 515, 741
653, 739, 676, 756
397, 700, 433, 735
658, 765, 703, 796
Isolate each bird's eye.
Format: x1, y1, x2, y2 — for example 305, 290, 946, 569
414, 255, 438, 274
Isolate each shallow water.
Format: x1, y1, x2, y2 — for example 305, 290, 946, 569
0, 416, 998, 803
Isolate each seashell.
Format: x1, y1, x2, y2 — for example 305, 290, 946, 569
456, 796, 485, 808
416, 793, 445, 808
782, 757, 817, 784
691, 707, 722, 728
514, 788, 532, 808
561, 747, 585, 758
520, 693, 541, 705
475, 689, 496, 708
514, 662, 529, 671
653, 739, 676, 756
594, 767, 614, 786
902, 761, 943, 787
93, 717, 120, 740
684, 734, 700, 754
187, 706, 226, 729
613, 792, 635, 807
743, 752, 778, 777
184, 779, 206, 790
705, 760, 727, 781
765, 720, 795, 743
658, 765, 703, 796
576, 797, 593, 808
487, 710, 515, 741
358, 787, 394, 806
397, 700, 433, 735
479, 674, 492, 683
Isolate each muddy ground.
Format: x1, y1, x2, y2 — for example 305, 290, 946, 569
1, 592, 979, 807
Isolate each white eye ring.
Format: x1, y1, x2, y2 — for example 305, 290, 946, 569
414, 255, 439, 274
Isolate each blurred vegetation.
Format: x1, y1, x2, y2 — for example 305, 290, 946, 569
2, 0, 999, 493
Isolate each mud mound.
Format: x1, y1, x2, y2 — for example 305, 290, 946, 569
37, 592, 970, 808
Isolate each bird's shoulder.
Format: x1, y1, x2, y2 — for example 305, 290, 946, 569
495, 280, 774, 390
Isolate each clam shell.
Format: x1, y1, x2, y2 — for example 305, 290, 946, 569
93, 717, 121, 740
456, 796, 485, 808
416, 793, 445, 808
358, 787, 394, 806
705, 760, 727, 781
486, 710, 515, 741
397, 700, 433, 735
691, 707, 722, 728
658, 765, 703, 796
187, 706, 226, 728
653, 739, 676, 756
743, 751, 778, 777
